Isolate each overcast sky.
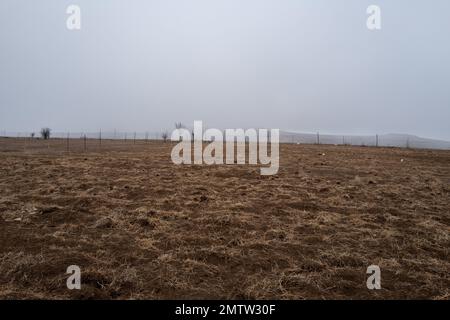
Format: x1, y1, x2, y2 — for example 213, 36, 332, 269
0, 0, 449, 140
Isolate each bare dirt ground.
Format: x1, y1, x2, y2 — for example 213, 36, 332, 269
0, 137, 448, 299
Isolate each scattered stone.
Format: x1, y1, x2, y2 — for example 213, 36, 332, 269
353, 176, 362, 184
135, 207, 157, 216
93, 217, 113, 229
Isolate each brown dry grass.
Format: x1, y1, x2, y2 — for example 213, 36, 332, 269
0, 137, 449, 299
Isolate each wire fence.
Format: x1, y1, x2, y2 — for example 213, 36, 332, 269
280, 132, 449, 150
0, 131, 449, 151
1, 131, 164, 140
0, 131, 169, 153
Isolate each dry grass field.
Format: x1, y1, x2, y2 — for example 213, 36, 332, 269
0, 137, 449, 299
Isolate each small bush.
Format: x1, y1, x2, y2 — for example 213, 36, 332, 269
40, 128, 51, 140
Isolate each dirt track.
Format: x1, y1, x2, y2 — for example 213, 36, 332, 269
0, 138, 449, 299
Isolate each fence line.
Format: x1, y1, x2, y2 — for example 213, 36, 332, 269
0, 131, 449, 151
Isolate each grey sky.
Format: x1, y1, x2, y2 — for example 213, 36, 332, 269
0, 0, 449, 140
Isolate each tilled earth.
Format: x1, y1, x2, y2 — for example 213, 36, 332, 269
0, 138, 449, 299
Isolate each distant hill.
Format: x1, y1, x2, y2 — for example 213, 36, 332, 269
280, 131, 450, 150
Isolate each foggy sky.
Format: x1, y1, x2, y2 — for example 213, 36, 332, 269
1, 0, 449, 140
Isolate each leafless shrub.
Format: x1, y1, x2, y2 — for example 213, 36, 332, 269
40, 128, 51, 140
162, 131, 169, 142
175, 122, 184, 129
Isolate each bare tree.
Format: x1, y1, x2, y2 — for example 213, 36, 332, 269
175, 122, 184, 129
173, 123, 187, 142
40, 128, 51, 140
162, 131, 169, 142
30, 132, 35, 139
